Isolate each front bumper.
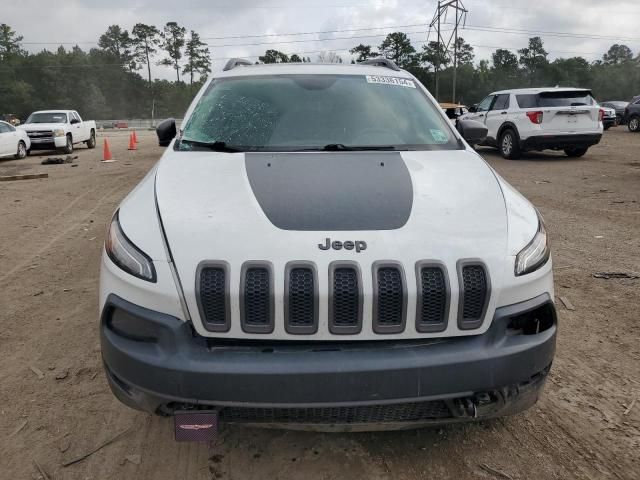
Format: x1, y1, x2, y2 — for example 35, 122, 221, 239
520, 133, 602, 151
101, 293, 556, 428
28, 136, 67, 150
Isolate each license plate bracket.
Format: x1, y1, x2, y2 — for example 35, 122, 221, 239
174, 410, 219, 442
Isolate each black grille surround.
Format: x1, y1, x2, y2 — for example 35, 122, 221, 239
196, 262, 230, 332
457, 260, 491, 330
240, 262, 274, 334
415, 262, 450, 333
372, 262, 407, 334
329, 262, 363, 335
219, 399, 451, 425
284, 262, 319, 335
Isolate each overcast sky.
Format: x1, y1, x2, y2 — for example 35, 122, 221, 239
4, 0, 640, 80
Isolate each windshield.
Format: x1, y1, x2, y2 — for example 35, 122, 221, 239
179, 74, 459, 151
26, 112, 68, 124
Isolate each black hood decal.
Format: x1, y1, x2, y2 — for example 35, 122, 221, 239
245, 152, 413, 231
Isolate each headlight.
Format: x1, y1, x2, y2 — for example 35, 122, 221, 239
515, 211, 550, 276
53, 128, 65, 137
105, 211, 156, 282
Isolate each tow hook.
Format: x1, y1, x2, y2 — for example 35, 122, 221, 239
451, 397, 479, 418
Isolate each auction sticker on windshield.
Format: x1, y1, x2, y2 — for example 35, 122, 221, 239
366, 75, 416, 88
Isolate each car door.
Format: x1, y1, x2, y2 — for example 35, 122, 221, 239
467, 95, 495, 124
74, 111, 89, 141
485, 94, 510, 140
0, 122, 12, 156
70, 112, 82, 142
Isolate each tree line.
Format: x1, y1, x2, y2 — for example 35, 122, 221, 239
1, 23, 639, 121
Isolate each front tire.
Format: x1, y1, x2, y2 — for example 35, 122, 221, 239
86, 129, 96, 149
62, 134, 73, 154
15, 141, 27, 159
628, 116, 640, 132
499, 129, 521, 159
564, 147, 589, 157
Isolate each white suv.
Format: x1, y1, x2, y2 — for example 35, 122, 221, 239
99, 59, 556, 436
463, 87, 603, 159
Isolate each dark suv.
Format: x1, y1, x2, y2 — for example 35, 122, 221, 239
624, 98, 640, 132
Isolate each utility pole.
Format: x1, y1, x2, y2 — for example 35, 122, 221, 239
429, 0, 468, 103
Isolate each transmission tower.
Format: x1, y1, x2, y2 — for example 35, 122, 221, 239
429, 0, 468, 103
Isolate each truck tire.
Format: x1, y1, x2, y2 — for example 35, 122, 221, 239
15, 141, 27, 159
86, 129, 96, 149
499, 129, 521, 159
62, 134, 73, 154
628, 116, 640, 132
564, 147, 588, 157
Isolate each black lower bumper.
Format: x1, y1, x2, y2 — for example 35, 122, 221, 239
101, 294, 556, 427
521, 133, 602, 151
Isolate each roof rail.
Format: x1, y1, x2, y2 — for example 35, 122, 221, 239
360, 57, 401, 71
223, 58, 253, 71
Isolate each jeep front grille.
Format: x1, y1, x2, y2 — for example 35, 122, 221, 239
196, 259, 491, 336
285, 264, 318, 334
329, 263, 362, 334
241, 263, 274, 334
373, 263, 406, 334
198, 265, 229, 332
416, 264, 449, 332
459, 263, 490, 330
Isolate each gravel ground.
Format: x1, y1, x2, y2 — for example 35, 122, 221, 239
0, 129, 638, 479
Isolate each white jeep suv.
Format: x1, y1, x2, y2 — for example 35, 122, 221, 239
464, 87, 603, 159
99, 59, 556, 435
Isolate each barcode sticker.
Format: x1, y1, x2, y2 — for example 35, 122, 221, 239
365, 75, 416, 88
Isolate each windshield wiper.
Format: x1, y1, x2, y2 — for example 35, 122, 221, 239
180, 139, 246, 152
312, 144, 400, 151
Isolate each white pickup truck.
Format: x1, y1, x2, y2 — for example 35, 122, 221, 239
20, 110, 96, 154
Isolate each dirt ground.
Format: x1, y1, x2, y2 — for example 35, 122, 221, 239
0, 128, 638, 480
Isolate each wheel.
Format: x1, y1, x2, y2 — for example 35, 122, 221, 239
564, 147, 589, 157
86, 129, 96, 149
604, 125, 611, 131
62, 134, 73, 154
628, 116, 640, 132
14, 141, 27, 159
499, 129, 521, 159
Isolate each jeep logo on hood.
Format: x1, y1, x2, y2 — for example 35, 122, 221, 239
318, 238, 367, 253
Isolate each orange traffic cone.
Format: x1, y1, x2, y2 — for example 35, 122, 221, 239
102, 138, 115, 162
128, 132, 137, 151
132, 130, 138, 144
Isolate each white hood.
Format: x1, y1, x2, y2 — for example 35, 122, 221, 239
20, 123, 65, 131
153, 149, 514, 340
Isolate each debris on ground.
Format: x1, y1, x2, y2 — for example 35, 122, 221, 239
33, 459, 51, 480
0, 173, 48, 182
55, 369, 69, 380
29, 366, 45, 379
559, 296, 576, 311
10, 419, 28, 437
479, 463, 513, 479
119, 454, 142, 466
62, 427, 132, 467
623, 398, 636, 416
533, 180, 550, 184
593, 272, 640, 280
41, 155, 78, 165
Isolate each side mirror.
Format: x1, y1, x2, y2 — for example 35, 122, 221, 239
468, 104, 478, 113
156, 118, 177, 147
457, 119, 488, 146
70, 118, 80, 125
